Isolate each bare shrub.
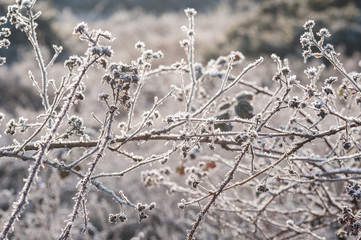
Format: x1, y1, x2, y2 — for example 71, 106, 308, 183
1, 1, 361, 240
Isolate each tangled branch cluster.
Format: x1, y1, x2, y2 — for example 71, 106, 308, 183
0, 1, 361, 239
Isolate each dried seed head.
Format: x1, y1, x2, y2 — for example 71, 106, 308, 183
0, 17, 7, 25
300, 32, 312, 48
343, 142, 352, 150
149, 202, 156, 210
323, 44, 334, 55
324, 76, 338, 85
98, 93, 109, 101
139, 212, 148, 222
323, 86, 334, 96
0, 57, 6, 65
64, 55, 82, 70
303, 20, 315, 30
178, 202, 185, 209
73, 22, 88, 34
180, 39, 190, 48
119, 214, 127, 223
136, 203, 146, 212
317, 28, 331, 37
184, 8, 197, 17
304, 67, 317, 79
256, 184, 269, 193
109, 214, 117, 223
135, 41, 145, 50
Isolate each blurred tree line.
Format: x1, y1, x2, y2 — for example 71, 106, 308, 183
211, 0, 361, 58
0, 0, 360, 113
1, 0, 360, 63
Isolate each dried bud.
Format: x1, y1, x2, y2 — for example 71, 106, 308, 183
135, 41, 145, 49
149, 202, 156, 211
119, 214, 127, 223
256, 184, 269, 193
136, 203, 146, 212
317, 28, 331, 37
184, 8, 197, 17
109, 214, 117, 223
73, 22, 88, 34
303, 20, 315, 30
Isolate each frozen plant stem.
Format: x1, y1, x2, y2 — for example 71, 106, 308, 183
312, 40, 361, 92
13, 71, 71, 154
27, 7, 50, 114
185, 9, 197, 112
192, 57, 263, 118
186, 141, 252, 240
92, 148, 177, 179
58, 106, 117, 240
2, 5, 361, 238
0, 56, 99, 240
126, 69, 146, 133
115, 89, 175, 150
185, 137, 313, 240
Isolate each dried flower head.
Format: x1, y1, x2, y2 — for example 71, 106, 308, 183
1, 28, 11, 38
101, 45, 113, 57
98, 93, 109, 101
184, 8, 197, 17
64, 55, 82, 70
300, 32, 312, 48
0, 57, 6, 65
73, 22, 88, 34
109, 214, 117, 223
0, 39, 10, 49
317, 28, 331, 37
180, 39, 190, 48
304, 67, 317, 79
324, 76, 338, 85
119, 214, 127, 223
148, 202, 156, 210
135, 41, 145, 50
323, 43, 334, 55
303, 20, 315, 30
0, 17, 7, 25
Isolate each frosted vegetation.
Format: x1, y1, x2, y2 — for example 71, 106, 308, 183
0, 0, 361, 239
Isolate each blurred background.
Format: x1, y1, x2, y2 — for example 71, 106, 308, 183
1, 0, 361, 239
1, 0, 361, 115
